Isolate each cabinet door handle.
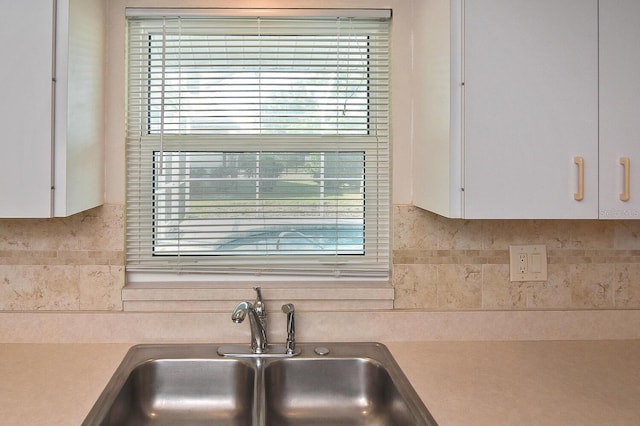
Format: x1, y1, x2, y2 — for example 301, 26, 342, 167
574, 156, 584, 201
620, 157, 630, 202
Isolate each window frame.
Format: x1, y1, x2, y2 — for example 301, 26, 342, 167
125, 9, 391, 281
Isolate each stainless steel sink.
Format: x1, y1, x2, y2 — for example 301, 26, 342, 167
264, 358, 419, 425
83, 343, 437, 426
83, 345, 256, 425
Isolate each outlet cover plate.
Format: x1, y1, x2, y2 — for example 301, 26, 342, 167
509, 244, 547, 282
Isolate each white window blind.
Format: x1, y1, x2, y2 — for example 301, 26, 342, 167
126, 10, 390, 278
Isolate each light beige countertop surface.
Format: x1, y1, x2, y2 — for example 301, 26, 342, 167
387, 340, 640, 426
1, 340, 640, 425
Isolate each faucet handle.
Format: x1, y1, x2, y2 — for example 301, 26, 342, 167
254, 286, 263, 302
253, 287, 267, 325
254, 287, 265, 311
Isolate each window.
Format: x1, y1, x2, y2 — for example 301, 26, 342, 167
126, 9, 390, 279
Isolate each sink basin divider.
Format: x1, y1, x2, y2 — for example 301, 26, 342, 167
254, 357, 266, 426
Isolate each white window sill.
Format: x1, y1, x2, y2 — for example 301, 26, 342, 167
122, 278, 394, 312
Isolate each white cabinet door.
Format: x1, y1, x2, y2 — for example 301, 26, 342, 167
54, 0, 105, 217
0, 0, 55, 217
463, 0, 599, 218
0, 0, 104, 218
599, 0, 640, 219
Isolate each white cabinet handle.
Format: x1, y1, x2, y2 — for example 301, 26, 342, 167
620, 157, 630, 202
574, 156, 584, 201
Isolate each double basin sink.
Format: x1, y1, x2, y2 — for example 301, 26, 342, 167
83, 342, 437, 425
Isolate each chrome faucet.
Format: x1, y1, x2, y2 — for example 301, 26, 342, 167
220, 289, 301, 358
231, 287, 268, 354
281, 303, 296, 355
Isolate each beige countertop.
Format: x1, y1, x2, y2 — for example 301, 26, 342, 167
1, 340, 640, 425
387, 340, 640, 425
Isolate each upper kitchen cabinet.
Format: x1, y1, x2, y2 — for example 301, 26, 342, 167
412, 0, 599, 219
0, 0, 104, 218
599, 0, 640, 219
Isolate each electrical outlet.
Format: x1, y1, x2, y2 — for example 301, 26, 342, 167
518, 253, 528, 274
509, 245, 547, 282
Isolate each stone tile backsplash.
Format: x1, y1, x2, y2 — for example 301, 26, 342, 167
0, 205, 124, 311
393, 205, 640, 310
0, 203, 638, 311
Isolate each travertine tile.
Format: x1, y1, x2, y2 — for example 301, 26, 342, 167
0, 265, 80, 310
614, 264, 640, 308
393, 205, 438, 250
0, 204, 124, 312
435, 216, 484, 250
569, 221, 615, 249
614, 221, 640, 250
481, 264, 527, 309
392, 206, 640, 312
570, 264, 615, 308
526, 264, 573, 309
483, 220, 572, 249
47, 205, 125, 252
392, 264, 437, 309
78, 266, 124, 311
0, 203, 638, 313
0, 204, 124, 253
0, 218, 46, 250
437, 264, 482, 309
